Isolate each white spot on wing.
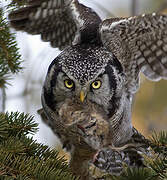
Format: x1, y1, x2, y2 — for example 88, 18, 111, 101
110, 19, 129, 29
163, 44, 167, 52
49, 9, 54, 16
42, 9, 48, 18
151, 45, 157, 51
48, 0, 53, 8
101, 19, 129, 32
128, 17, 133, 20
156, 50, 163, 56
135, 51, 142, 58
70, 1, 84, 27
34, 9, 41, 20
161, 57, 167, 64
147, 57, 155, 63
57, 0, 62, 7
140, 44, 146, 51
42, 2, 47, 8
157, 40, 163, 46
144, 50, 151, 57
52, 0, 57, 7
137, 57, 145, 65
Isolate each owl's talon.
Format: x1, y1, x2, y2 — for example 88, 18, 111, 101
93, 148, 124, 175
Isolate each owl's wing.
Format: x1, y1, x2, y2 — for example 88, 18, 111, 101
9, 0, 101, 49
99, 14, 167, 93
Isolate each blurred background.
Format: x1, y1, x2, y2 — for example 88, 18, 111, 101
4, 0, 167, 151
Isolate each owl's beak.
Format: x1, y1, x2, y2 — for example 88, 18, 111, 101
80, 90, 86, 102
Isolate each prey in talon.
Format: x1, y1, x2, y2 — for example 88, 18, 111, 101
58, 98, 111, 150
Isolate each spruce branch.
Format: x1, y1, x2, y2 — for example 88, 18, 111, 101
0, 112, 78, 180
148, 157, 167, 179
0, 114, 167, 179
0, 112, 38, 140
149, 131, 167, 156
108, 168, 154, 180
0, 8, 22, 87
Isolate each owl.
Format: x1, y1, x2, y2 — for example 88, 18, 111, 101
9, 0, 167, 178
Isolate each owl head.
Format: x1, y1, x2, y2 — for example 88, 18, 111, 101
42, 44, 126, 119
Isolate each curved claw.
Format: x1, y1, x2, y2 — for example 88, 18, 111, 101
93, 148, 124, 175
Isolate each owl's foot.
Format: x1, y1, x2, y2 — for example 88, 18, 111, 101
93, 145, 147, 176
93, 148, 124, 175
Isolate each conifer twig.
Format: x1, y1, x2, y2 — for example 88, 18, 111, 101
0, 8, 22, 87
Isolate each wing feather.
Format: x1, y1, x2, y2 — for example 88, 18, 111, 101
100, 14, 167, 93
9, 0, 101, 50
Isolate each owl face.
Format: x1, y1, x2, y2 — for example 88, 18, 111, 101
43, 45, 125, 117
53, 70, 112, 113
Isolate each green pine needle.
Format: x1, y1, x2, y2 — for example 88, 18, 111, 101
0, 150, 75, 180
0, 112, 38, 140
106, 168, 154, 180
0, 112, 78, 180
148, 158, 167, 180
150, 131, 167, 146
0, 148, 77, 180
0, 8, 22, 87
149, 131, 167, 155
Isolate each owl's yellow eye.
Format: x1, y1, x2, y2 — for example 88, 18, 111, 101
91, 80, 101, 89
64, 79, 74, 89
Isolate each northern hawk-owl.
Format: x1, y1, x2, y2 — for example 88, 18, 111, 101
9, 0, 167, 179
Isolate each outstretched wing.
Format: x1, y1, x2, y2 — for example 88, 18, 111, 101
9, 0, 101, 49
99, 14, 167, 93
